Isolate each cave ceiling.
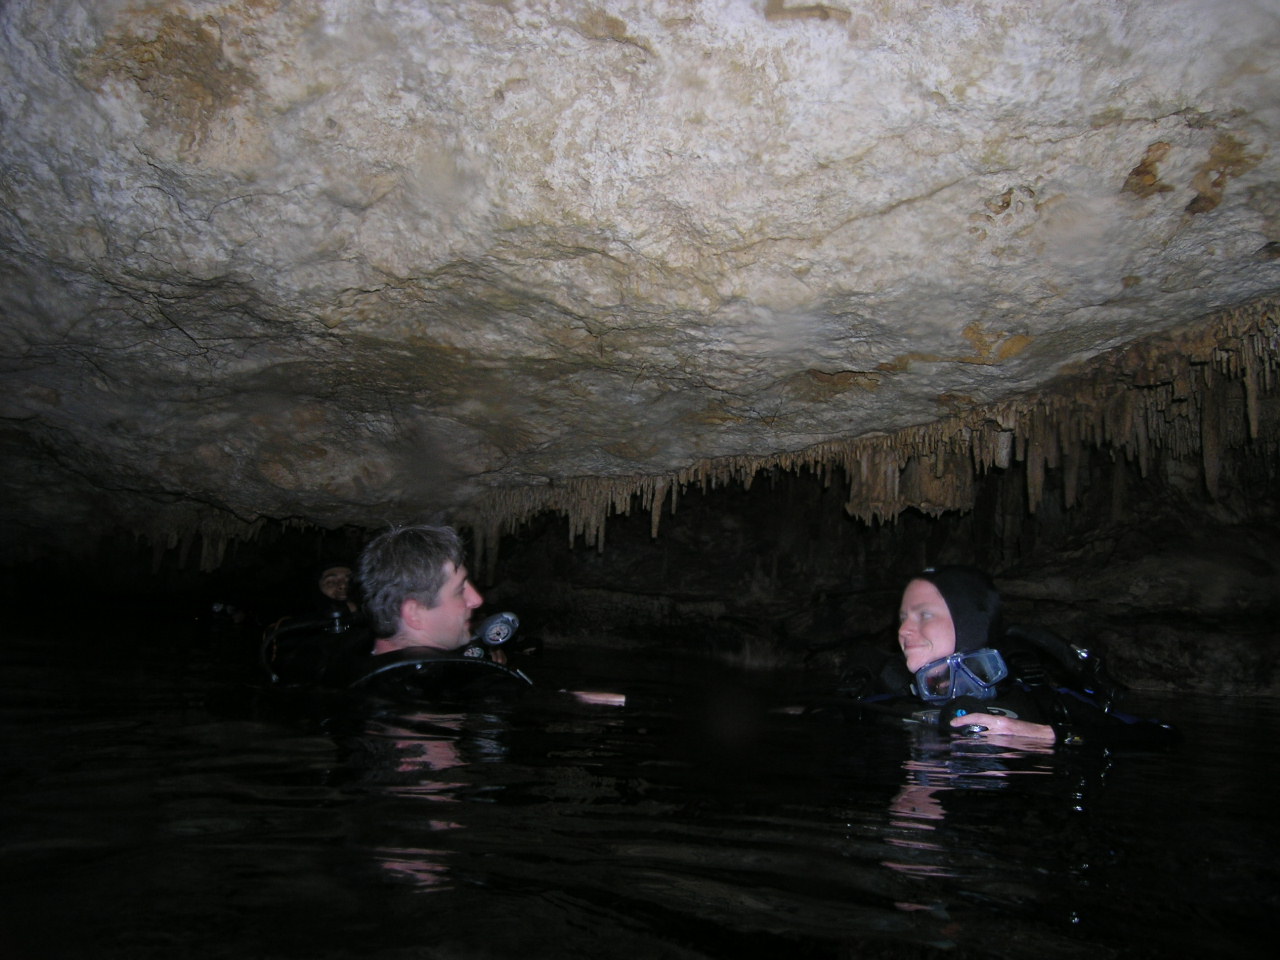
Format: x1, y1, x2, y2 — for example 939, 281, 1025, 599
2, 0, 1279, 564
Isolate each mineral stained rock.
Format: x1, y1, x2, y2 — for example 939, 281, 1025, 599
1, 0, 1279, 563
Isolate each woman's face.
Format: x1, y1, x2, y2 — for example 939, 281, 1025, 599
898, 579, 957, 673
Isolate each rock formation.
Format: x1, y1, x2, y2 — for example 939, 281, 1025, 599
2, 0, 1278, 601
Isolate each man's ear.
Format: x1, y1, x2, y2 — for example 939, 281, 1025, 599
400, 596, 428, 632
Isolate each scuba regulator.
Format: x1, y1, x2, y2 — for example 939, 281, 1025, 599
472, 611, 520, 648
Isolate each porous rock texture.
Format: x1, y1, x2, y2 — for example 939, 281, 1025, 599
2, 0, 1280, 575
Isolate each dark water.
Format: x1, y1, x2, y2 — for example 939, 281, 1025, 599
2, 621, 1275, 960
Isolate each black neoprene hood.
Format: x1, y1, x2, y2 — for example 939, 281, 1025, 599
912, 565, 1004, 652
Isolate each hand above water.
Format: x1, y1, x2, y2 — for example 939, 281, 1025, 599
949, 712, 1056, 742
563, 689, 628, 706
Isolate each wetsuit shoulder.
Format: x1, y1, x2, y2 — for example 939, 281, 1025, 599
345, 644, 533, 702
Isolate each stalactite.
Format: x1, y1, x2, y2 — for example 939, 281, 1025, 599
1201, 364, 1222, 500
649, 479, 669, 539
1025, 439, 1044, 514
1133, 403, 1150, 478
1243, 364, 1261, 439
995, 426, 1013, 470
1061, 447, 1081, 508
462, 296, 1278, 565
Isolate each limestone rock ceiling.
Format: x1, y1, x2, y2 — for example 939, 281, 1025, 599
2, 0, 1279, 563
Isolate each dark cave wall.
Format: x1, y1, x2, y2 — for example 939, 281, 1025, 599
6, 522, 372, 629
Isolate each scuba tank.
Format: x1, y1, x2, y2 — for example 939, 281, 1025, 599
1000, 625, 1127, 712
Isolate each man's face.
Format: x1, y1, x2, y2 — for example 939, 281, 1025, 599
898, 578, 957, 674
412, 561, 484, 650
319, 566, 352, 601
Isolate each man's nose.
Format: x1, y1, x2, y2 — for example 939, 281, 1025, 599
466, 582, 483, 607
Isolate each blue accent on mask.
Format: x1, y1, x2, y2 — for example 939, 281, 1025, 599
912, 648, 1009, 703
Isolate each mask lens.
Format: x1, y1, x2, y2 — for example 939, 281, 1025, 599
915, 656, 960, 702
914, 649, 1008, 703
960, 648, 1008, 685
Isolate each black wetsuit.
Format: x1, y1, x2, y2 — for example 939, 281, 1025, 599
844, 626, 1179, 749
263, 618, 532, 703
342, 643, 533, 702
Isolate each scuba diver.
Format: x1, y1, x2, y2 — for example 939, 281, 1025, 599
314, 561, 361, 619
261, 525, 532, 701
259, 559, 364, 684
843, 565, 1179, 748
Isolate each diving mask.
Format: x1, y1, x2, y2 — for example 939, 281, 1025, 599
912, 647, 1008, 703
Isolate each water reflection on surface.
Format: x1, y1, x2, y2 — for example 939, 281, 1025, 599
1, 623, 1275, 959
884, 733, 1055, 883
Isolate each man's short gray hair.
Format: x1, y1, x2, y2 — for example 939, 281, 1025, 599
358, 524, 465, 637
